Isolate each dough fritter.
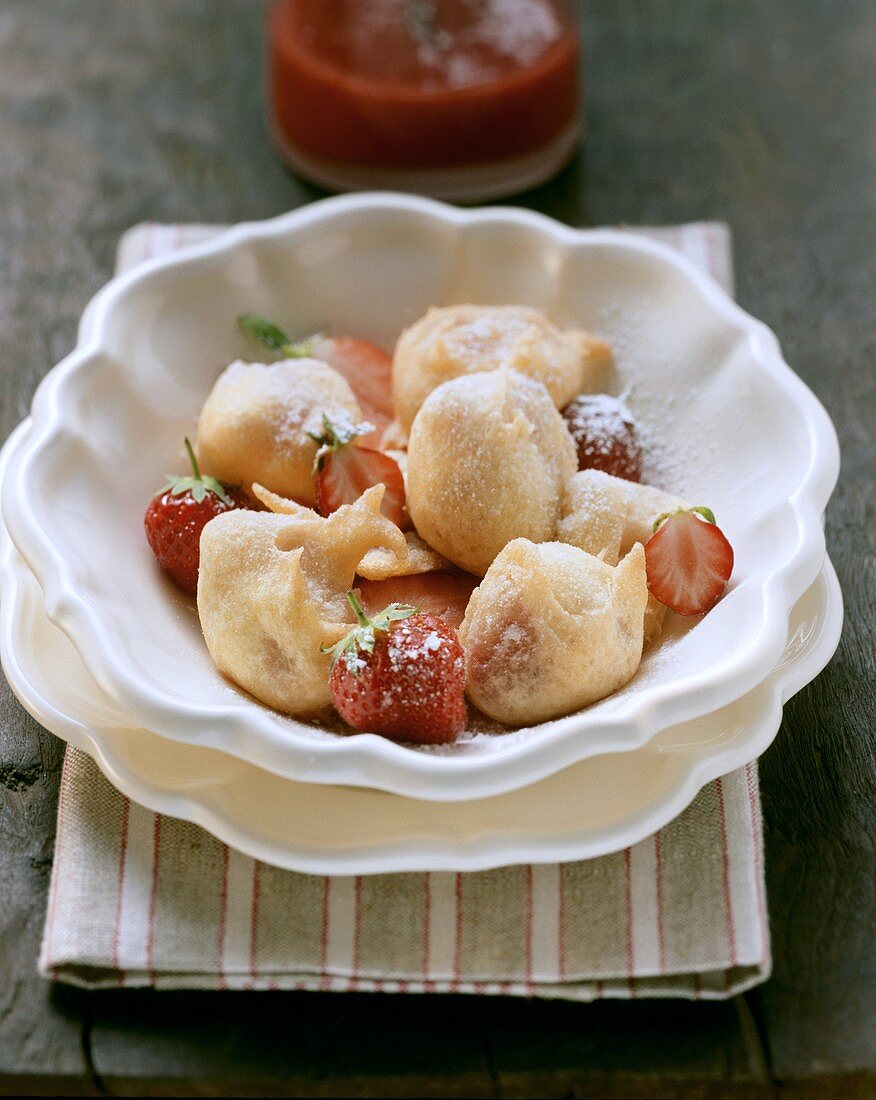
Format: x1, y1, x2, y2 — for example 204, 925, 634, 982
196, 358, 363, 505
406, 369, 577, 576
558, 469, 687, 646
197, 486, 406, 716
460, 539, 648, 725
393, 305, 610, 432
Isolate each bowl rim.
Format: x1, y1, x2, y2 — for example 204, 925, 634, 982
2, 193, 841, 801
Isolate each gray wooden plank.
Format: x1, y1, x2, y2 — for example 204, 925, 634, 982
485, 996, 771, 1099
0, 686, 94, 1092
84, 991, 774, 1098
548, 0, 876, 1081
88, 989, 496, 1098
681, 0, 876, 1080
0, 1, 104, 1090
0, 0, 872, 1093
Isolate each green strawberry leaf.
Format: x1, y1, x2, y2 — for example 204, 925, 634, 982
307, 412, 376, 472
322, 592, 418, 673
238, 312, 320, 360
157, 439, 231, 505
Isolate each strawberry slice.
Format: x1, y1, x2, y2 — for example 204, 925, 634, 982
310, 335, 393, 447
358, 571, 479, 632
237, 313, 393, 447
644, 507, 734, 616
309, 414, 406, 527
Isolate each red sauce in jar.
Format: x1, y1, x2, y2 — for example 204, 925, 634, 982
269, 0, 580, 176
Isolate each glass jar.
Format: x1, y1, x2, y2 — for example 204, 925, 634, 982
268, 0, 581, 201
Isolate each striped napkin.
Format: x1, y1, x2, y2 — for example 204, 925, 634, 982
38, 219, 769, 998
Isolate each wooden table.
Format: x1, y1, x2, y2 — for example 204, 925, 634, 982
1, 2, 873, 1095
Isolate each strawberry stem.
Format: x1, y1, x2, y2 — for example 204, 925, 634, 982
184, 436, 201, 481
346, 590, 371, 628
157, 439, 231, 505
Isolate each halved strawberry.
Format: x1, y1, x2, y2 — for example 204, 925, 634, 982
358, 571, 479, 632
309, 414, 406, 527
644, 507, 734, 616
238, 313, 393, 447
310, 335, 393, 446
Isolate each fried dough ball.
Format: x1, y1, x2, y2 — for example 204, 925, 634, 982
196, 358, 363, 505
197, 485, 406, 716
392, 305, 610, 432
557, 469, 687, 647
459, 540, 648, 725
406, 369, 577, 576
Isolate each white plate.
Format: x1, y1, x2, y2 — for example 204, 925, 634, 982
2, 195, 840, 800
0, 420, 843, 873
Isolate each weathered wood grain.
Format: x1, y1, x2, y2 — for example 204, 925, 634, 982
0, 0, 873, 1095
0, 683, 94, 1094
88, 989, 496, 1098
83, 993, 771, 1099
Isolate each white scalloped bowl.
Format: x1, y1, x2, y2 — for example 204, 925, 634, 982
2, 194, 839, 801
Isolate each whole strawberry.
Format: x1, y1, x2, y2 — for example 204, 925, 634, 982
144, 438, 251, 595
326, 593, 467, 744
562, 393, 643, 482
